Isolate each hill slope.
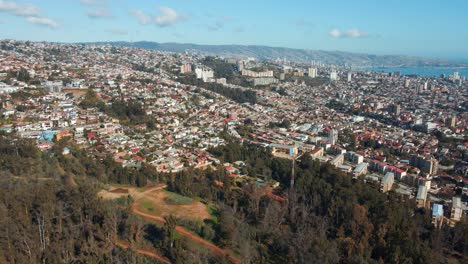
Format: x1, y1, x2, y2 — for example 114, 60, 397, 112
83, 41, 462, 67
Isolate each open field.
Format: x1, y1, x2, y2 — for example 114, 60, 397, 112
98, 185, 210, 220
136, 190, 210, 220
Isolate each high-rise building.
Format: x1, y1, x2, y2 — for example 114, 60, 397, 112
381, 172, 394, 193
432, 204, 444, 229
453, 71, 460, 80
195, 67, 214, 82
347, 72, 352, 82
328, 129, 338, 145
237, 61, 245, 72
308, 67, 317, 78
404, 79, 411, 88
389, 104, 401, 116
446, 116, 457, 128
418, 84, 425, 94
410, 155, 438, 175
450, 197, 463, 221
330, 71, 338, 81
416, 185, 428, 208
180, 63, 192, 74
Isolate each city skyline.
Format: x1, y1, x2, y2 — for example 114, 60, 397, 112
1, 0, 468, 60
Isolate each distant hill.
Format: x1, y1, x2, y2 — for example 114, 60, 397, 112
83, 41, 464, 67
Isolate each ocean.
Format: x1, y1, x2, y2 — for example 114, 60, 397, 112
364, 67, 468, 78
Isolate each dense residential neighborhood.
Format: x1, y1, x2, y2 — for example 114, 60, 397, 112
1, 39, 467, 263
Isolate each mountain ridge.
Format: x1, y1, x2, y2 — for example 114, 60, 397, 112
81, 41, 466, 68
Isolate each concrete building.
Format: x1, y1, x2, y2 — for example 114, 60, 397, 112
410, 155, 438, 175
270, 143, 298, 157
216, 78, 227, 85
310, 147, 324, 159
242, 69, 274, 78
389, 104, 401, 116
195, 67, 214, 82
381, 172, 394, 193
43, 80, 63, 93
180, 63, 192, 74
405, 79, 411, 88
330, 154, 344, 167
432, 203, 444, 229
416, 185, 428, 208
328, 129, 338, 145
237, 61, 245, 72
446, 116, 457, 128
254, 77, 278, 86
330, 71, 338, 81
353, 162, 368, 176
308, 67, 317, 78
347, 72, 352, 82
450, 197, 463, 221
0, 82, 22, 94
345, 151, 364, 164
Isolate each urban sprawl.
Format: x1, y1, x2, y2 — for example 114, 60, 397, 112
0, 40, 467, 228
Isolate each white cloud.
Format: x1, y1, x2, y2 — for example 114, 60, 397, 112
0, 0, 17, 12
0, 0, 58, 28
12, 4, 39, 17
87, 9, 111, 18
129, 9, 151, 25
26, 16, 58, 28
0, 1, 39, 17
155, 6, 184, 27
346, 28, 368, 38
81, 0, 110, 19
329, 28, 368, 39
329, 28, 342, 38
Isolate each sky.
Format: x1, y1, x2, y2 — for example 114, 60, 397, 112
0, 0, 467, 60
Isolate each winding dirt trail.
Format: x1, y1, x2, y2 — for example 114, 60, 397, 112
116, 241, 172, 264
130, 186, 241, 264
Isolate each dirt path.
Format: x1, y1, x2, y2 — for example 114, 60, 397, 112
130, 185, 240, 264
103, 185, 240, 264
132, 207, 240, 264
116, 241, 172, 264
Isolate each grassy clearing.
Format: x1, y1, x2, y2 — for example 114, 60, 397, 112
164, 191, 194, 205
135, 189, 210, 220
140, 199, 156, 213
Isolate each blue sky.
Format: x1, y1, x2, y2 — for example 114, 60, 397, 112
0, 0, 467, 59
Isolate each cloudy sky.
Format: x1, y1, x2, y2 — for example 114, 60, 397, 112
0, 0, 467, 59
